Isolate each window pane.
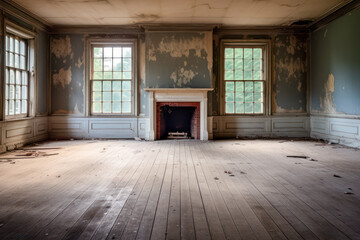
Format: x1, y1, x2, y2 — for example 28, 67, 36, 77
16, 71, 21, 84
16, 86, 20, 99
10, 37, 14, 52
123, 72, 131, 79
236, 82, 244, 92
253, 59, 261, 70
254, 92, 263, 102
123, 58, 131, 71
235, 59, 243, 69
93, 81, 102, 91
244, 59, 252, 70
93, 72, 102, 79
245, 82, 253, 92
113, 72, 122, 79
253, 48, 262, 58
15, 39, 19, 53
9, 100, 14, 115
253, 71, 262, 80
225, 48, 233, 58
235, 92, 244, 102
245, 92, 253, 102
113, 92, 121, 101
94, 48, 103, 57
245, 103, 253, 113
225, 70, 233, 80
103, 102, 111, 113
235, 103, 244, 113
104, 58, 112, 71
122, 92, 131, 101
254, 103, 263, 113
104, 47, 112, 57
225, 82, 234, 92
244, 48, 252, 58
9, 85, 15, 99
254, 82, 263, 92
225, 102, 234, 113
103, 81, 111, 91
94, 59, 103, 71
93, 102, 101, 113
113, 102, 121, 113
22, 86, 27, 99
123, 81, 131, 90
244, 71, 252, 80
235, 48, 243, 58
123, 47, 131, 57
21, 100, 27, 113
103, 92, 111, 101
234, 71, 243, 80
15, 54, 19, 68
93, 92, 101, 101
15, 100, 20, 114
22, 72, 28, 85
6, 36, 9, 51
104, 72, 112, 79
20, 41, 25, 55
9, 53, 14, 67
225, 59, 233, 70
20, 56, 26, 69
114, 48, 121, 57
113, 81, 122, 91
10, 69, 15, 83
113, 58, 121, 71
122, 102, 131, 113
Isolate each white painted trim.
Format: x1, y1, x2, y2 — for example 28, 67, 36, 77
310, 115, 360, 148
145, 88, 213, 140
212, 115, 310, 138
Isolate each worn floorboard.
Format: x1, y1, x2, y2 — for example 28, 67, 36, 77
0, 139, 359, 240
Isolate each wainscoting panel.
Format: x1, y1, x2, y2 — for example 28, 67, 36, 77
0, 117, 48, 152
212, 116, 309, 138
311, 115, 360, 148
49, 116, 150, 139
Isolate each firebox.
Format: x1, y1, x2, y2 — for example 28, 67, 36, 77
156, 102, 200, 140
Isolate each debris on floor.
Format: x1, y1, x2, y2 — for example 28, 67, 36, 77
214, 177, 219, 180
229, 174, 235, 177
134, 137, 142, 141
344, 192, 354, 195
333, 174, 342, 178
240, 171, 246, 174
287, 155, 308, 159
309, 158, 318, 162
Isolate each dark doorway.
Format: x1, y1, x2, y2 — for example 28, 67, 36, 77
159, 106, 196, 139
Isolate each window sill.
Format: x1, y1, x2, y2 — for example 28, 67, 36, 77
3, 116, 35, 122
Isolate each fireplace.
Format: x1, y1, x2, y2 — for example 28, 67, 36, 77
157, 102, 200, 140
145, 88, 213, 140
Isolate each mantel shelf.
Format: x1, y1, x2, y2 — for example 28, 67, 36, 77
144, 88, 213, 92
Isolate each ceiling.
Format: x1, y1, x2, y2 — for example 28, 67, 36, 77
11, 0, 351, 27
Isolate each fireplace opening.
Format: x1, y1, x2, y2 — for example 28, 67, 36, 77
160, 106, 196, 139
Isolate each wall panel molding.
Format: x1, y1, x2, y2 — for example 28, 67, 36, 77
311, 115, 360, 148
212, 116, 309, 138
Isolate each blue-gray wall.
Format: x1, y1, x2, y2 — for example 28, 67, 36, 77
50, 34, 84, 115
310, 6, 360, 115
145, 32, 212, 88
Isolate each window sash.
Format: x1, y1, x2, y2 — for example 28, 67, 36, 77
5, 33, 29, 118
223, 46, 266, 115
90, 44, 134, 115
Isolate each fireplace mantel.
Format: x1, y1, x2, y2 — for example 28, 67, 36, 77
145, 88, 213, 140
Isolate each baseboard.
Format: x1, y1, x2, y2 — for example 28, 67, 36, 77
212, 115, 310, 138
0, 116, 48, 153
48, 116, 150, 140
311, 115, 360, 148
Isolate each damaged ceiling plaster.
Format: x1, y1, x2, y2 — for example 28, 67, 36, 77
12, 0, 350, 26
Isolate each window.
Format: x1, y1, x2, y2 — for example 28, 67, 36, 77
90, 44, 134, 115
5, 34, 29, 117
223, 43, 268, 114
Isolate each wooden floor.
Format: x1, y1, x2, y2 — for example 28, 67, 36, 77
0, 139, 359, 240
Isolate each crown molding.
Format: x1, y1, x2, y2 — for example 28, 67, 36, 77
0, 0, 51, 32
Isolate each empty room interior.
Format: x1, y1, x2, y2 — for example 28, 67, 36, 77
0, 0, 360, 239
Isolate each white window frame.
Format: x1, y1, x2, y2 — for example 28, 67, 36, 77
220, 39, 271, 116
3, 20, 37, 120
85, 38, 137, 117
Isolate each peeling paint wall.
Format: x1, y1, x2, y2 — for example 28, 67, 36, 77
145, 32, 212, 88
37, 30, 49, 114
51, 34, 84, 115
310, 6, 360, 115
273, 34, 307, 113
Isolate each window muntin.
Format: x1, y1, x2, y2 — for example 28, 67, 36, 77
224, 47, 265, 114
91, 45, 133, 114
5, 34, 29, 117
